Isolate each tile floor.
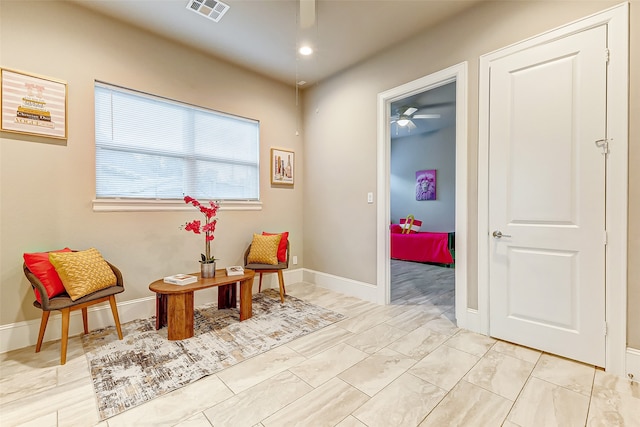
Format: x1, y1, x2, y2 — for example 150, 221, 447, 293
1, 282, 638, 427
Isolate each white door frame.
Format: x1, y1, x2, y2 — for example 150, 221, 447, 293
376, 62, 470, 328
478, 3, 628, 375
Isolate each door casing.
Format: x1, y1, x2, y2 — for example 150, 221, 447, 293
478, 3, 628, 375
377, 62, 469, 327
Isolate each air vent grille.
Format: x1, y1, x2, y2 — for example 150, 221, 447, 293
186, 0, 230, 23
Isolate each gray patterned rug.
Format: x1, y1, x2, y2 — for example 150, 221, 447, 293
82, 289, 345, 420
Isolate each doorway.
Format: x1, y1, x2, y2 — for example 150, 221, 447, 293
389, 82, 456, 317
477, 4, 628, 373
377, 62, 470, 328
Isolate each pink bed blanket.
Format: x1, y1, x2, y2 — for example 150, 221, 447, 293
390, 231, 453, 264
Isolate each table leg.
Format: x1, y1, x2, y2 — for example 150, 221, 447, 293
155, 294, 168, 330
218, 283, 237, 309
167, 292, 194, 340
239, 278, 253, 321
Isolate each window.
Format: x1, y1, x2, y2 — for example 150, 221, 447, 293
94, 82, 259, 202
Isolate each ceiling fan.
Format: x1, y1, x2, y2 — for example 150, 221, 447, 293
390, 106, 441, 130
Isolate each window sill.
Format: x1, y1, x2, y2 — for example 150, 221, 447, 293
92, 199, 262, 212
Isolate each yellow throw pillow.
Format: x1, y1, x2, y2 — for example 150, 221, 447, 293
247, 233, 281, 265
49, 248, 117, 301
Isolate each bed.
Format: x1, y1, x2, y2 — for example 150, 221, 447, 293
390, 226, 455, 265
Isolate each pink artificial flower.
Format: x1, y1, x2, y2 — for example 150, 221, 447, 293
199, 206, 217, 219
184, 220, 201, 234
202, 220, 217, 234
182, 196, 219, 263
184, 195, 201, 208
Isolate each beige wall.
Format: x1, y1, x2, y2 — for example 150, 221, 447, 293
0, 1, 303, 325
302, 0, 640, 347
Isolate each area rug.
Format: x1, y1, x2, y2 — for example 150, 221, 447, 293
82, 289, 345, 420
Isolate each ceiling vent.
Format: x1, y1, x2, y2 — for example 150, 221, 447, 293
186, 0, 230, 23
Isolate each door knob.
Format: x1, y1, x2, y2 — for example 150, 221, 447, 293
492, 230, 512, 238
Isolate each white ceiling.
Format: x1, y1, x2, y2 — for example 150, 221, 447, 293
72, 0, 483, 87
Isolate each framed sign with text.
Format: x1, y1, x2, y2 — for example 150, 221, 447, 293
1, 68, 67, 139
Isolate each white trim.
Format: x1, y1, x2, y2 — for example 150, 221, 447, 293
602, 1, 629, 379
463, 308, 481, 333
626, 348, 640, 383
258, 268, 304, 291
302, 269, 378, 303
376, 62, 469, 328
0, 296, 156, 354
1, 268, 303, 354
477, 48, 490, 336
478, 3, 628, 375
92, 199, 263, 212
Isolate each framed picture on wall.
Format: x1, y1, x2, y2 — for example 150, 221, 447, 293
271, 148, 294, 185
416, 169, 436, 201
1, 68, 68, 139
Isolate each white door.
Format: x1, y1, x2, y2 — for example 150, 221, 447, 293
488, 25, 607, 367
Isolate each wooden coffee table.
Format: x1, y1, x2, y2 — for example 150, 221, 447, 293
149, 269, 255, 340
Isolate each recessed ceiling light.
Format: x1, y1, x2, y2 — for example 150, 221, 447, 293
297, 81, 307, 86
299, 46, 313, 56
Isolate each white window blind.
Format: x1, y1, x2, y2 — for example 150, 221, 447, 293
95, 82, 259, 201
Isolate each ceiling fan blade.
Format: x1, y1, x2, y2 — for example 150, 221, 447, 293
415, 102, 455, 113
300, 0, 316, 28
407, 120, 417, 130
404, 107, 418, 115
412, 114, 441, 119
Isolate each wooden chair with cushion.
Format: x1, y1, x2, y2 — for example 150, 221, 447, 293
244, 240, 289, 303
23, 258, 124, 365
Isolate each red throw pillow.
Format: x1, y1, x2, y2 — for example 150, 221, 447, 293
399, 217, 422, 233
262, 231, 289, 263
23, 248, 72, 303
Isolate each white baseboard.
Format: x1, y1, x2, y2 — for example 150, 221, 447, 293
0, 268, 305, 354
0, 295, 157, 355
257, 268, 303, 291
457, 308, 481, 333
13, 265, 631, 381
626, 347, 640, 383
302, 268, 378, 303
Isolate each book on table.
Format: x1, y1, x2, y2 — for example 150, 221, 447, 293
163, 274, 198, 285
226, 266, 244, 276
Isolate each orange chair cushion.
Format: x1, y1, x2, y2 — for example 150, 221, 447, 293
23, 248, 72, 302
262, 231, 289, 262
49, 248, 117, 301
247, 234, 281, 265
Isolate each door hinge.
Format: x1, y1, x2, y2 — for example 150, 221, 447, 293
605, 48, 610, 64
604, 322, 608, 336
595, 138, 610, 155
604, 230, 608, 245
